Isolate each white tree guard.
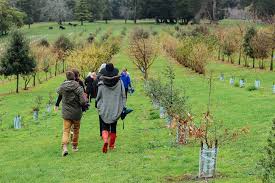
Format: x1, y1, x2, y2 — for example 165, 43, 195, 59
273, 85, 275, 94
255, 80, 261, 89
13, 115, 22, 129
33, 111, 39, 121
199, 143, 218, 178
159, 107, 166, 119
46, 104, 52, 113
166, 116, 172, 126
239, 79, 245, 88
219, 74, 224, 81
230, 78, 234, 85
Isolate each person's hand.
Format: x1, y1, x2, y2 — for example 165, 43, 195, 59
54, 106, 59, 112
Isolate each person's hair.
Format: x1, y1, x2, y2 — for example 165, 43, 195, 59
66, 71, 75, 80
72, 69, 80, 79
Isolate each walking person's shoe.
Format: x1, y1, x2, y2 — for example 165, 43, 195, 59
72, 146, 79, 152
62, 144, 69, 157
109, 133, 117, 150
102, 130, 109, 153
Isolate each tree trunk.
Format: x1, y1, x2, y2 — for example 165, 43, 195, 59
212, 0, 217, 21
28, 24, 31, 29
253, 58, 255, 68
218, 47, 221, 60
55, 62, 58, 76
62, 60, 65, 73
144, 70, 148, 80
244, 55, 248, 67
270, 49, 274, 71
222, 53, 224, 61
238, 49, 242, 65
16, 74, 19, 93
134, 0, 137, 24
105, 19, 108, 24
33, 74, 36, 87
81, 20, 83, 26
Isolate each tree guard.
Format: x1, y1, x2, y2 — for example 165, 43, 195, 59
199, 141, 218, 178
230, 78, 235, 85
219, 73, 224, 81
255, 80, 261, 89
159, 107, 166, 119
239, 79, 245, 88
33, 111, 39, 121
13, 115, 22, 129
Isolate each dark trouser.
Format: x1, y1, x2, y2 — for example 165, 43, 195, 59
125, 87, 128, 99
99, 116, 117, 134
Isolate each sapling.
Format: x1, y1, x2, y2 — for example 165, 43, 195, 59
46, 92, 54, 113
32, 96, 43, 121
258, 119, 275, 183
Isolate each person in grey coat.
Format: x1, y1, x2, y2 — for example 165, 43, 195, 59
96, 63, 126, 153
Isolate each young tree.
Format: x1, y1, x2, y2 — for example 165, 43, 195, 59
258, 119, 275, 183
75, 0, 90, 25
66, 45, 108, 78
53, 35, 74, 75
223, 30, 238, 64
243, 27, 257, 67
128, 28, 158, 80
215, 27, 226, 61
251, 30, 271, 69
102, 0, 112, 24
0, 31, 36, 93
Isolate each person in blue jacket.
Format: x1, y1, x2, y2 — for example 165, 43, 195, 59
120, 69, 132, 98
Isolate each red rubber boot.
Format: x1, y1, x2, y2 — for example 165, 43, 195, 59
102, 130, 109, 153
109, 133, 117, 150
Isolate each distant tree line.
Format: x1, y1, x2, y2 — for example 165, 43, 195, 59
1, 0, 274, 34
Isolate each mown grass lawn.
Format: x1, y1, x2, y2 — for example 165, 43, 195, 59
0, 20, 274, 183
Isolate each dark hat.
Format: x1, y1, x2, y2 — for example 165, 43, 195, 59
106, 63, 114, 72
101, 63, 119, 77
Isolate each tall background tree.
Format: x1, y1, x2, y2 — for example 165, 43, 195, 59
0, 0, 25, 35
102, 0, 112, 23
75, 0, 90, 25
41, 0, 72, 24
16, 0, 35, 28
0, 31, 36, 93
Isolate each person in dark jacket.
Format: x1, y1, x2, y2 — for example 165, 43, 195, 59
85, 72, 97, 102
120, 69, 132, 98
56, 71, 86, 157
55, 69, 85, 107
96, 63, 126, 153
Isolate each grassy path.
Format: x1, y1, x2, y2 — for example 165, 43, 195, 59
1, 21, 274, 183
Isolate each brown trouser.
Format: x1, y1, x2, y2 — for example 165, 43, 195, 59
62, 119, 80, 147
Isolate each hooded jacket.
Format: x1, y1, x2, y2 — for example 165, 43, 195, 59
96, 76, 127, 124
57, 80, 86, 121
121, 71, 131, 89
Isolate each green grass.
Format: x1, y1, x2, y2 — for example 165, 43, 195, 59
0, 20, 274, 183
